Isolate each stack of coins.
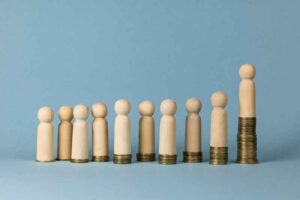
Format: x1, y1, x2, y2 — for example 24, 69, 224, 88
158, 155, 177, 165
92, 156, 109, 162
113, 154, 132, 164
237, 117, 258, 164
183, 152, 202, 163
136, 153, 156, 162
209, 147, 228, 165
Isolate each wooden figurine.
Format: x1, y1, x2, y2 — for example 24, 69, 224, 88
137, 100, 155, 162
210, 92, 228, 165
183, 98, 202, 163
36, 106, 54, 162
71, 104, 89, 163
113, 99, 132, 164
158, 99, 177, 165
92, 103, 109, 162
239, 64, 256, 118
57, 106, 73, 161
237, 64, 258, 164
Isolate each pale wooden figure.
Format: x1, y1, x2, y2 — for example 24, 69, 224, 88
71, 104, 89, 162
138, 100, 155, 154
159, 99, 177, 155
239, 64, 256, 117
92, 103, 109, 158
210, 92, 228, 147
114, 99, 131, 155
57, 106, 73, 160
185, 98, 202, 153
36, 107, 54, 162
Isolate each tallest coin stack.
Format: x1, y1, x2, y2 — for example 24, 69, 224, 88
237, 117, 257, 164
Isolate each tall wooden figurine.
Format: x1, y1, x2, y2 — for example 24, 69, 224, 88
71, 104, 89, 163
92, 103, 109, 162
36, 107, 54, 162
57, 106, 73, 161
183, 98, 202, 163
137, 100, 155, 162
237, 64, 258, 164
158, 99, 177, 165
114, 99, 132, 164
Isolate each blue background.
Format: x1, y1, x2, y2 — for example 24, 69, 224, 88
0, 0, 299, 199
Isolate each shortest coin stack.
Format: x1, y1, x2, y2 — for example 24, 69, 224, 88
137, 153, 156, 162
113, 154, 132, 164
92, 156, 109, 162
210, 147, 228, 165
158, 155, 177, 165
183, 152, 202, 163
237, 117, 258, 164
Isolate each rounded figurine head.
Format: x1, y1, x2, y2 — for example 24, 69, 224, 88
239, 64, 256, 79
38, 106, 54, 123
211, 92, 227, 108
160, 99, 177, 115
73, 104, 89, 120
59, 106, 73, 121
185, 98, 202, 113
115, 99, 131, 115
92, 103, 108, 118
139, 100, 155, 116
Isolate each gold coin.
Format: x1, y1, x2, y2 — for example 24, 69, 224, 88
113, 154, 132, 164
136, 153, 156, 162
92, 156, 109, 162
159, 154, 177, 165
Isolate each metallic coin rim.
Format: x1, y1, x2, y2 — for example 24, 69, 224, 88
236, 159, 258, 164
209, 159, 228, 165
183, 151, 202, 163
70, 159, 89, 163
158, 154, 177, 165
36, 159, 55, 163
136, 153, 156, 162
210, 147, 228, 165
92, 155, 109, 162
113, 154, 132, 164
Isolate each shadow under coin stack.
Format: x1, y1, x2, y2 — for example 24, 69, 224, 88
237, 117, 257, 164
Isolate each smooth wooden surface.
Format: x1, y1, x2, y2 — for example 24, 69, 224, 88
71, 104, 89, 160
57, 106, 73, 160
114, 99, 131, 155
36, 107, 54, 162
138, 100, 155, 154
159, 99, 177, 155
239, 64, 256, 117
210, 92, 228, 147
92, 103, 109, 157
185, 98, 202, 153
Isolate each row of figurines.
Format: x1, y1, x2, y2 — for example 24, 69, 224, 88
36, 91, 236, 165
